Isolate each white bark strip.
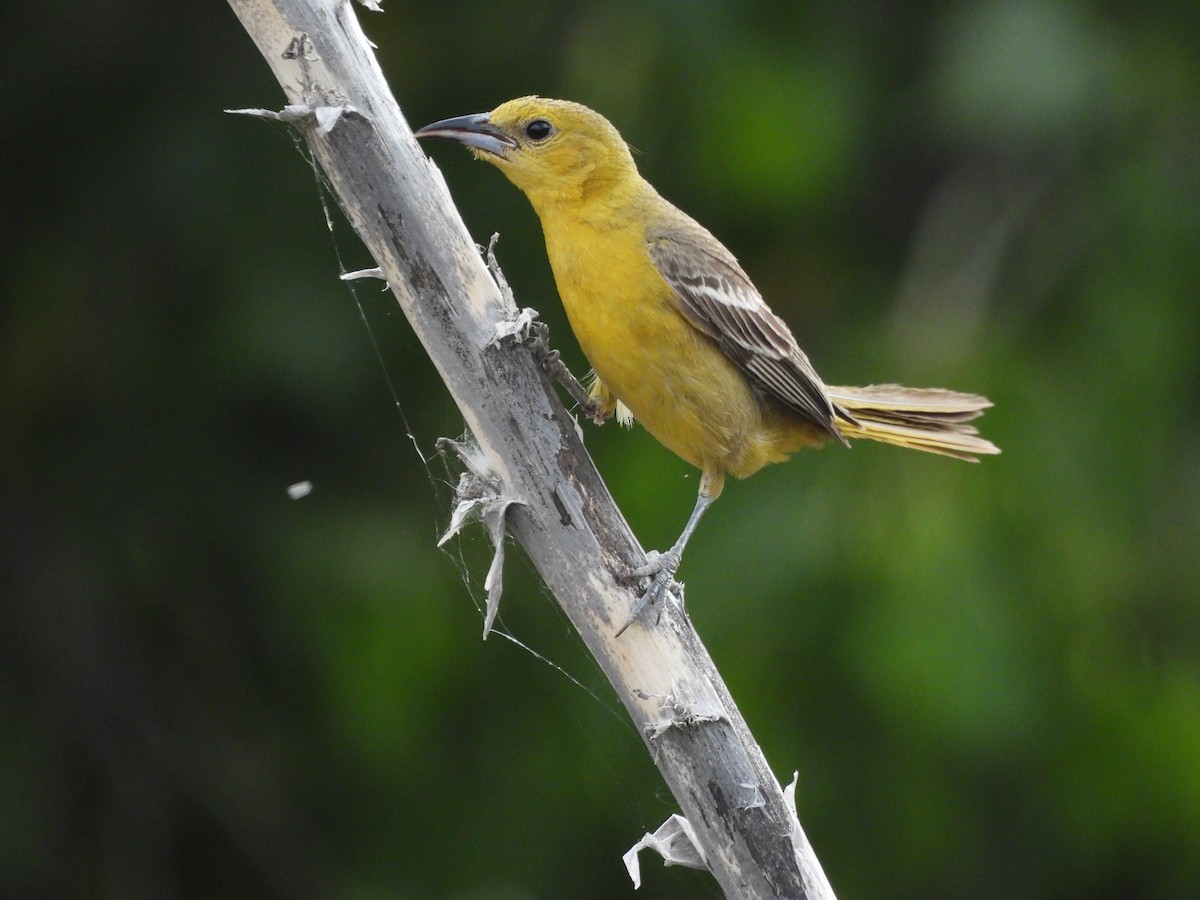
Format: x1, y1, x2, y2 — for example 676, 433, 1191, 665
227, 2, 836, 897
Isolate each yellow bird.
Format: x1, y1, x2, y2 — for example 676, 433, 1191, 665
416, 97, 998, 628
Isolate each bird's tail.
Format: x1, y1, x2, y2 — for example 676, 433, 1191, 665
827, 384, 1000, 462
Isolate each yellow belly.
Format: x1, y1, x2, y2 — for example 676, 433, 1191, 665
544, 218, 825, 479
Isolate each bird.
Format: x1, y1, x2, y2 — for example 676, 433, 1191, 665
415, 97, 999, 632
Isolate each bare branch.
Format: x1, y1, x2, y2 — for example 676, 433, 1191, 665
227, 1, 836, 896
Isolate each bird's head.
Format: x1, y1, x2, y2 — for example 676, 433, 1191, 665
415, 97, 639, 211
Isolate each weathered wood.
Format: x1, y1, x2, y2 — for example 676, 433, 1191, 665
227, 2, 836, 896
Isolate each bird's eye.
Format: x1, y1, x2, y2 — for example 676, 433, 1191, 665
524, 118, 553, 141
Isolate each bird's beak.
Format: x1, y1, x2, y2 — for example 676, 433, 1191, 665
414, 113, 517, 158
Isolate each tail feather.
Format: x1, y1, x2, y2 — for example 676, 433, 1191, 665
827, 384, 1000, 462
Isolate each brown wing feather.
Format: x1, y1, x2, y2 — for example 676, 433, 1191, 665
647, 223, 843, 439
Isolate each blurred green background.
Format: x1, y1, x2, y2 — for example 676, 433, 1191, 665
3, 0, 1198, 897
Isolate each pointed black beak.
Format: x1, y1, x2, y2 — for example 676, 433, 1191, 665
414, 113, 518, 158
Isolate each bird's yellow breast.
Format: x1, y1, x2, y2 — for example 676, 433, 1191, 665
538, 205, 814, 479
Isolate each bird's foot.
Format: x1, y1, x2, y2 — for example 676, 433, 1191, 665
524, 322, 607, 424
616, 548, 684, 636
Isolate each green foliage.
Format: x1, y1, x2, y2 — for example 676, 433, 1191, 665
2, 0, 1198, 897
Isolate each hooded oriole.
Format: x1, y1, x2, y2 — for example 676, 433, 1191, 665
416, 97, 999, 628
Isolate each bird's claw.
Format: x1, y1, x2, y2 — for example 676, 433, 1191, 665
632, 548, 681, 579
616, 549, 683, 636
523, 318, 552, 353
524, 322, 607, 424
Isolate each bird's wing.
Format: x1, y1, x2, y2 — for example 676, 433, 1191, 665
647, 223, 841, 436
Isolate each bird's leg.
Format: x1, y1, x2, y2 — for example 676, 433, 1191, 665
616, 474, 721, 636
523, 320, 608, 424
482, 234, 606, 424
